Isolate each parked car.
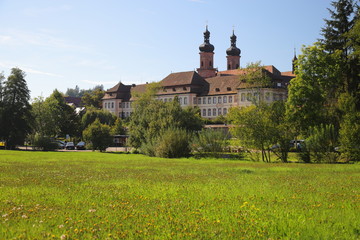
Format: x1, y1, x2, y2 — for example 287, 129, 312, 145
55, 140, 66, 149
65, 142, 75, 150
76, 141, 86, 150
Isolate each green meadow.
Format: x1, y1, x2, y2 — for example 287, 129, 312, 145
0, 151, 359, 239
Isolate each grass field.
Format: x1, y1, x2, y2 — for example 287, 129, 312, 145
0, 150, 359, 239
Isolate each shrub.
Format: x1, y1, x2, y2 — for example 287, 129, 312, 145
32, 134, 59, 151
83, 119, 112, 152
191, 129, 229, 157
154, 128, 191, 158
305, 124, 338, 163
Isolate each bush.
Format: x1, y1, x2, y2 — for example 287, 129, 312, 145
32, 134, 59, 151
191, 129, 229, 157
154, 128, 191, 158
305, 124, 339, 163
83, 119, 112, 152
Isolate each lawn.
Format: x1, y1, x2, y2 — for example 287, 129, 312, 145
0, 150, 359, 239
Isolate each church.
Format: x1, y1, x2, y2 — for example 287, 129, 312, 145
102, 27, 295, 119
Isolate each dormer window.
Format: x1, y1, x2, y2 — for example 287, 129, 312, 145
215, 88, 220, 92
227, 87, 231, 91
173, 88, 176, 92
183, 87, 187, 90
109, 93, 112, 96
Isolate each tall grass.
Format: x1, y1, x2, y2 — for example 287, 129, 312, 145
0, 150, 359, 239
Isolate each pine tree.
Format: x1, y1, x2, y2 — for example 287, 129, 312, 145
1, 68, 32, 149
321, 0, 357, 56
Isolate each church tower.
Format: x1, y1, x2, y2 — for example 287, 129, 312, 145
292, 49, 298, 74
197, 26, 216, 78
226, 30, 241, 70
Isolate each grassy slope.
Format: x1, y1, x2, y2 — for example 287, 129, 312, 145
0, 150, 359, 239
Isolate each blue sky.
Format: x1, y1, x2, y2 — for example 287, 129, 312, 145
0, 0, 332, 99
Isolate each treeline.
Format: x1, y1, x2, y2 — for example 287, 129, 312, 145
0, 0, 359, 163
0, 72, 123, 150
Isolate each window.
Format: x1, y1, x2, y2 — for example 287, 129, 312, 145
208, 109, 211, 116
213, 97, 216, 104
179, 97, 183, 105
183, 87, 187, 90
213, 108, 216, 116
112, 102, 114, 108
203, 97, 206, 104
218, 96, 222, 104
215, 88, 220, 92
265, 92, 271, 101
277, 83, 282, 87
210, 61, 212, 67
223, 108, 227, 115
247, 93, 252, 101
122, 102, 125, 108
223, 96, 227, 103
203, 109, 206, 116
229, 96, 233, 103
126, 102, 129, 108
164, 98, 167, 102
119, 113, 121, 118
184, 97, 187, 105
119, 103, 121, 108
227, 87, 231, 91
218, 108, 222, 115
198, 98, 202, 104
208, 97, 211, 104
241, 93, 245, 102
193, 97, 197, 104
173, 88, 176, 92
201, 61, 204, 67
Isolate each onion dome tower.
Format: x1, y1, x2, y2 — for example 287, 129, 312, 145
226, 30, 241, 70
197, 26, 216, 78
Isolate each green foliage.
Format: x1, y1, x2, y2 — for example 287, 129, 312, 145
227, 104, 275, 162
286, 43, 342, 135
0, 68, 32, 149
128, 92, 203, 153
339, 93, 360, 161
83, 119, 112, 151
65, 85, 104, 97
192, 128, 229, 157
111, 118, 125, 135
43, 89, 81, 138
239, 61, 272, 87
305, 124, 338, 163
31, 133, 59, 151
153, 127, 191, 158
81, 108, 117, 130
81, 88, 105, 109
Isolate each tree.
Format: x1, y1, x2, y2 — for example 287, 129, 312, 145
286, 43, 342, 135
321, 0, 357, 56
320, 0, 360, 107
1, 68, 32, 149
111, 118, 125, 135
128, 83, 203, 155
81, 108, 117, 130
44, 89, 81, 138
238, 61, 272, 105
338, 92, 360, 161
81, 88, 105, 109
227, 104, 275, 162
269, 101, 295, 163
83, 118, 112, 151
